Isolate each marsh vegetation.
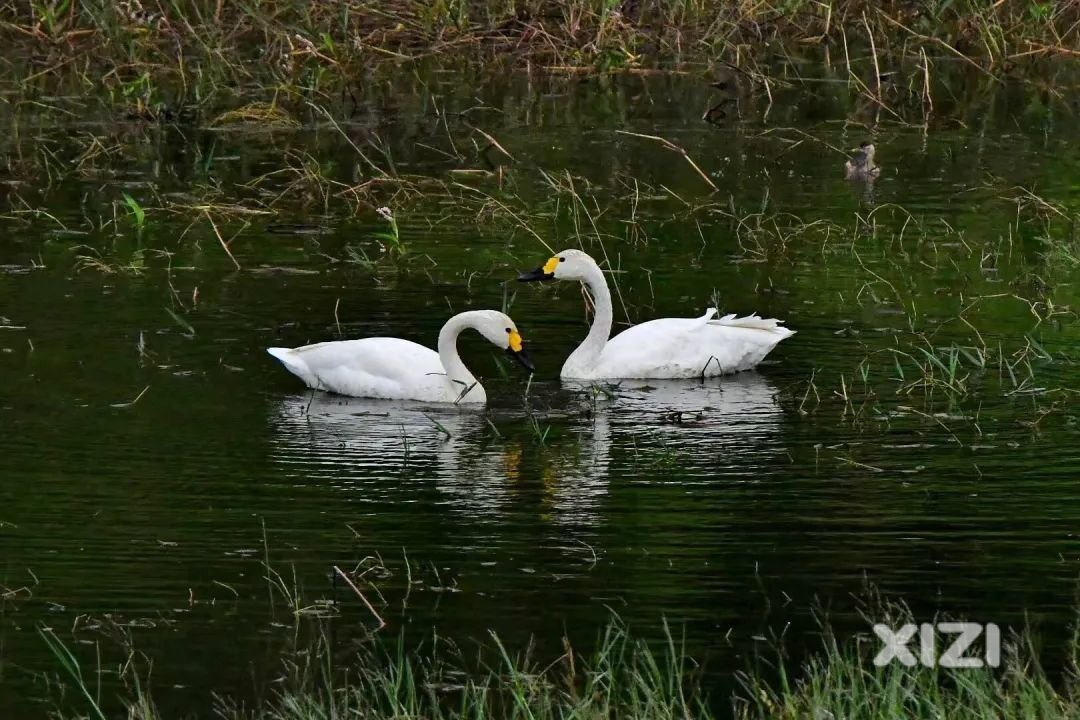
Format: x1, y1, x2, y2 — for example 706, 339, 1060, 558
2, 1, 1080, 718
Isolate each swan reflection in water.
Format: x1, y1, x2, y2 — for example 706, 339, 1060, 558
542, 372, 785, 524
267, 372, 784, 526
268, 394, 516, 516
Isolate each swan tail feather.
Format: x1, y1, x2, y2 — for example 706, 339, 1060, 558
706, 309, 796, 337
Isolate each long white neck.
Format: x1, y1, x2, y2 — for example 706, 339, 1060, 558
565, 261, 613, 371
437, 313, 483, 401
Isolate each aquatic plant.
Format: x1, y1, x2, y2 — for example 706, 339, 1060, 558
121, 192, 145, 230
374, 205, 405, 256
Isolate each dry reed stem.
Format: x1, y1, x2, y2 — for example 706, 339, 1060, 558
472, 126, 516, 162
878, 11, 1002, 80
614, 131, 717, 191
862, 12, 882, 101
307, 101, 390, 178
451, 183, 553, 251
203, 211, 241, 270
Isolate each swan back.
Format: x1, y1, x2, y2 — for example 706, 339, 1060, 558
266, 310, 532, 403
518, 247, 793, 380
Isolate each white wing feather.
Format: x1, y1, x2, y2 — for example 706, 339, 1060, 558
566, 308, 793, 380
268, 338, 482, 403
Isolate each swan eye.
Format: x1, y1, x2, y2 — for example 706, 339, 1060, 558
504, 327, 511, 333
559, 257, 565, 262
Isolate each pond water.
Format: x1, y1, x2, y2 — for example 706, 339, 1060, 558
2, 57, 1079, 716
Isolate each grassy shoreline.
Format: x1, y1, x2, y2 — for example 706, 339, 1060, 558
5, 2, 1079, 98
8, 2, 1080, 58
41, 606, 1080, 720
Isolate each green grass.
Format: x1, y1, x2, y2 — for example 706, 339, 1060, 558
41, 602, 1080, 720
50, 615, 713, 720
737, 624, 1080, 720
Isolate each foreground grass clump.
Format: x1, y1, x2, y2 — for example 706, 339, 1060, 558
46, 609, 1080, 720
255, 626, 706, 720
49, 618, 711, 720
737, 623, 1080, 720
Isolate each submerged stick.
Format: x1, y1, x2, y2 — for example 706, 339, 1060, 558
110, 385, 150, 409
333, 565, 386, 630
203, 211, 241, 270
471, 126, 516, 162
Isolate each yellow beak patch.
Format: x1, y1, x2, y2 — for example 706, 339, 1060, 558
508, 330, 523, 352
542, 256, 559, 275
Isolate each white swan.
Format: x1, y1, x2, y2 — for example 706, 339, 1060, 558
518, 249, 793, 379
267, 310, 533, 403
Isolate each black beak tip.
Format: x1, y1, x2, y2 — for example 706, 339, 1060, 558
508, 347, 535, 373
517, 267, 554, 283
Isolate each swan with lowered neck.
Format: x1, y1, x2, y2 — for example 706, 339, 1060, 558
267, 310, 534, 403
518, 250, 793, 380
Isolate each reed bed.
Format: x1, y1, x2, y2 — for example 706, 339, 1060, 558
4, 0, 1080, 117
7, 1, 1080, 71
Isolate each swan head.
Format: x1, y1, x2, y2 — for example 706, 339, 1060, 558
471, 310, 535, 373
517, 249, 596, 283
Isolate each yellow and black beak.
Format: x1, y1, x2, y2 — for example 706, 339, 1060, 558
506, 330, 535, 373
518, 256, 559, 283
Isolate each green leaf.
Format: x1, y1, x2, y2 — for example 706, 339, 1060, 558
122, 192, 145, 228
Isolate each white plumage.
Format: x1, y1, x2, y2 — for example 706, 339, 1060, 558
267, 310, 533, 404
519, 249, 794, 380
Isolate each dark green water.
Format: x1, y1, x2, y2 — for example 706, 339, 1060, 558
2, 58, 1080, 715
